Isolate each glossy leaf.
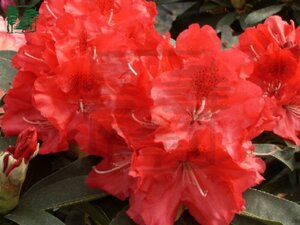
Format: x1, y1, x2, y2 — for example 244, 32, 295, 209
110, 208, 135, 225
0, 51, 17, 92
0, 136, 17, 151
216, 12, 236, 33
242, 189, 300, 225
21, 155, 101, 197
244, 5, 284, 26
231, 214, 275, 225
19, 175, 106, 210
6, 208, 65, 225
254, 144, 300, 170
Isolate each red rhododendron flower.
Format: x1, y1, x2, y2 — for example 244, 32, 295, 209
151, 24, 264, 156
238, 16, 300, 144
127, 129, 265, 225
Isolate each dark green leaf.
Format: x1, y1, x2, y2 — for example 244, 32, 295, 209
19, 175, 107, 210
254, 144, 300, 170
231, 214, 274, 225
244, 5, 284, 26
0, 136, 17, 151
5, 208, 65, 225
22, 155, 100, 198
242, 189, 300, 225
0, 51, 17, 92
216, 12, 237, 32
77, 202, 110, 225
109, 208, 135, 225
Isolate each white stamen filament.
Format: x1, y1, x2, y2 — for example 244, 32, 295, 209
194, 98, 206, 118
108, 9, 114, 25
93, 47, 97, 60
184, 162, 208, 197
250, 45, 260, 60
79, 99, 85, 113
286, 104, 300, 117
93, 161, 130, 174
24, 52, 44, 62
128, 63, 138, 76
45, 3, 58, 19
22, 116, 49, 125
131, 111, 155, 128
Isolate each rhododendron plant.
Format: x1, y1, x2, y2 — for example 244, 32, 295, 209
0, 0, 300, 225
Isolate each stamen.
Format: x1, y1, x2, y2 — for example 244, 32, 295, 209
22, 116, 49, 125
93, 47, 97, 60
108, 9, 114, 25
45, 3, 58, 19
184, 162, 208, 197
250, 45, 260, 60
131, 111, 155, 128
93, 161, 130, 174
24, 52, 44, 62
194, 98, 206, 118
285, 104, 300, 117
128, 63, 138, 76
79, 99, 85, 113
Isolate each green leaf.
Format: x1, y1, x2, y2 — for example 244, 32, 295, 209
242, 189, 300, 225
244, 5, 284, 26
22, 155, 100, 197
5, 208, 65, 225
232, 214, 275, 225
109, 208, 135, 225
254, 144, 300, 170
18, 156, 106, 210
0, 136, 17, 151
77, 202, 110, 225
216, 12, 237, 33
0, 51, 17, 92
19, 175, 106, 210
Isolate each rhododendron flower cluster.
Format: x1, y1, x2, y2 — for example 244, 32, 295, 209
2, 0, 300, 224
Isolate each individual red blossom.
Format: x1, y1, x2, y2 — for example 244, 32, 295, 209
150, 24, 264, 155
2, 71, 68, 154
238, 16, 298, 60
238, 16, 300, 144
127, 129, 265, 225
86, 133, 133, 200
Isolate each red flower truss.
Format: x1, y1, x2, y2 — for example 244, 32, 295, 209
238, 15, 300, 145
2, 0, 162, 154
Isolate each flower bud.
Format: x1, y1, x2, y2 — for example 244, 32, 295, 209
230, 0, 246, 10
0, 127, 38, 214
